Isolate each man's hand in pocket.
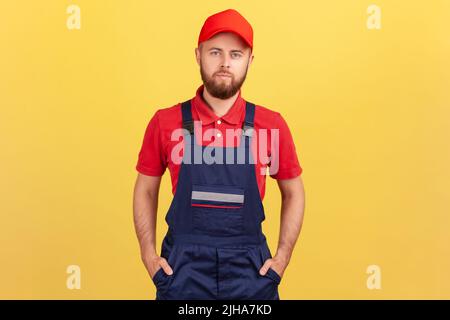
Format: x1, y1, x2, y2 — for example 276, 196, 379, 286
143, 254, 173, 279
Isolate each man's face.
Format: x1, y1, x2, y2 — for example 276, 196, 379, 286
195, 32, 254, 99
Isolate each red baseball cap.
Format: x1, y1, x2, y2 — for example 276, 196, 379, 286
198, 9, 253, 50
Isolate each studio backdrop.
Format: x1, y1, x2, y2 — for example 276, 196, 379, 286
1, 0, 449, 299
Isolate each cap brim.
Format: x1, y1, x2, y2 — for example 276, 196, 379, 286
202, 28, 252, 49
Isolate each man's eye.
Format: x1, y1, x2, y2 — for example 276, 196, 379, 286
211, 51, 219, 56
231, 53, 242, 59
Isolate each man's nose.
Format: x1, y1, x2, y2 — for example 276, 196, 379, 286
220, 54, 231, 68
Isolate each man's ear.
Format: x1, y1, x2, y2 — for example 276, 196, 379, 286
249, 53, 254, 65
195, 47, 201, 66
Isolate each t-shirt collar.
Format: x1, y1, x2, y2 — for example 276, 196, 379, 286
192, 84, 245, 125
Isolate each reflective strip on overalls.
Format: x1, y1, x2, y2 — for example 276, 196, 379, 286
151, 99, 281, 300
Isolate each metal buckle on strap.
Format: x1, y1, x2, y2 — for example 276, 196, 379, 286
242, 122, 254, 137
183, 120, 194, 135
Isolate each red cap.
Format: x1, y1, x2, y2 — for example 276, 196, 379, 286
198, 9, 253, 50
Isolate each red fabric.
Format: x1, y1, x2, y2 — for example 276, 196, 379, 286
198, 9, 253, 49
136, 85, 303, 201
191, 204, 243, 209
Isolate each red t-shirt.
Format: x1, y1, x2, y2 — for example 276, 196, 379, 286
136, 85, 303, 201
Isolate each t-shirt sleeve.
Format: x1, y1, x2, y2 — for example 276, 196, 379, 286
135, 110, 167, 176
269, 112, 303, 180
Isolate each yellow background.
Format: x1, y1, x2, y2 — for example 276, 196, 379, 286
1, 0, 449, 299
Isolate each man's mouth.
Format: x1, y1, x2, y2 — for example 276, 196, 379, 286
215, 73, 232, 78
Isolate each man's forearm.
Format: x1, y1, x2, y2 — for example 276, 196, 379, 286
275, 180, 305, 264
133, 185, 159, 260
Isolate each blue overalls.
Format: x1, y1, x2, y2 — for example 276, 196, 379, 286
151, 99, 281, 300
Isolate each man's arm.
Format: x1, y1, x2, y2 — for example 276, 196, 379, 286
133, 173, 173, 278
259, 175, 305, 278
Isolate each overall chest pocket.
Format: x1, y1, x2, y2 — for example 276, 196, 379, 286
191, 184, 245, 236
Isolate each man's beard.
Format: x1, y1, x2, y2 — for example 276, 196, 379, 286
200, 61, 249, 100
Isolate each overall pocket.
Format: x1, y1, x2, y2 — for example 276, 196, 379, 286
191, 184, 245, 236
245, 245, 281, 299
260, 243, 282, 285
151, 244, 177, 293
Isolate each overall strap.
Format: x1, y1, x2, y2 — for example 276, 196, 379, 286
182, 99, 255, 137
242, 101, 255, 137
181, 100, 194, 135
